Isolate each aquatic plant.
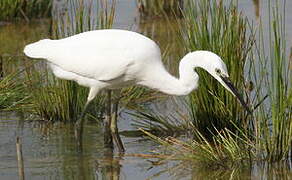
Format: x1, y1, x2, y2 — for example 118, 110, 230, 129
0, 0, 52, 21
50, 0, 115, 38
0, 59, 30, 111
180, 0, 254, 136
136, 0, 291, 166
252, 0, 292, 162
140, 128, 255, 170
137, 0, 183, 19
132, 0, 255, 138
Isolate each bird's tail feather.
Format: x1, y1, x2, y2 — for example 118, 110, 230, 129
23, 39, 51, 59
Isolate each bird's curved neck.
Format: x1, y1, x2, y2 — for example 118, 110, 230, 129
176, 52, 204, 95
141, 53, 205, 96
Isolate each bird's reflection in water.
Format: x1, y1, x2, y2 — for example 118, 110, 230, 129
95, 148, 122, 180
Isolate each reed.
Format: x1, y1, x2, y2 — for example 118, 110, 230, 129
252, 0, 292, 162
0, 66, 30, 111
132, 0, 255, 137
140, 128, 255, 170
180, 0, 254, 137
137, 0, 183, 19
136, 0, 291, 167
0, 0, 52, 21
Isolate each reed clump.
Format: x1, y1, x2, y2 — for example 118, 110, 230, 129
135, 0, 291, 168
181, 0, 254, 137
252, 1, 292, 162
133, 0, 255, 141
0, 0, 52, 21
141, 128, 255, 170
0, 62, 30, 111
137, 0, 183, 19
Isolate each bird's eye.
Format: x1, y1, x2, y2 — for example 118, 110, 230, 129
215, 68, 221, 74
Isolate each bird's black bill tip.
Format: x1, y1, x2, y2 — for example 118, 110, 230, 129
221, 76, 253, 115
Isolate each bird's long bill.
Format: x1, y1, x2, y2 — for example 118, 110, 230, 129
220, 76, 252, 114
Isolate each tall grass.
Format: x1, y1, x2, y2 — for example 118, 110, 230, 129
0, 65, 30, 111
137, 0, 183, 19
180, 0, 254, 136
253, 0, 292, 162
51, 0, 115, 38
140, 128, 255, 170
132, 0, 255, 137
24, 0, 116, 122
0, 0, 52, 21
135, 0, 291, 167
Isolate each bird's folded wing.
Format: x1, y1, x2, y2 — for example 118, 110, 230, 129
47, 50, 132, 82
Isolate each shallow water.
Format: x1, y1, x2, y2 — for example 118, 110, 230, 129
1, 112, 291, 180
0, 112, 180, 180
0, 0, 292, 179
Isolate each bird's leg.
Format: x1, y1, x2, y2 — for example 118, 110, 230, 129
111, 90, 125, 153
75, 101, 91, 151
104, 90, 113, 149
75, 87, 99, 152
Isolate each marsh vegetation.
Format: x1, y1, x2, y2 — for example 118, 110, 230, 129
137, 0, 183, 18
0, 0, 52, 21
135, 0, 291, 170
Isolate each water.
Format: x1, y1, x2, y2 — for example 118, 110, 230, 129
1, 112, 290, 180
0, 0, 292, 179
0, 112, 176, 180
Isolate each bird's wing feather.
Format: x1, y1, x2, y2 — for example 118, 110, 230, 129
46, 38, 135, 81
49, 48, 132, 82
37, 30, 161, 82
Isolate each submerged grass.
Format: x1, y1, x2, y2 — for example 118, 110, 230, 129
0, 0, 52, 21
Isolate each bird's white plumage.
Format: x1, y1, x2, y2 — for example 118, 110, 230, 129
24, 29, 165, 90
23, 29, 233, 97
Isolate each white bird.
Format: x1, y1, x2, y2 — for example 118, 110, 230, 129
23, 29, 250, 152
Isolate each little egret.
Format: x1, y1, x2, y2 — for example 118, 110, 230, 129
24, 29, 250, 152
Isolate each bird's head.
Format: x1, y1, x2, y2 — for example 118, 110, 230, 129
193, 51, 251, 114
207, 56, 233, 94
